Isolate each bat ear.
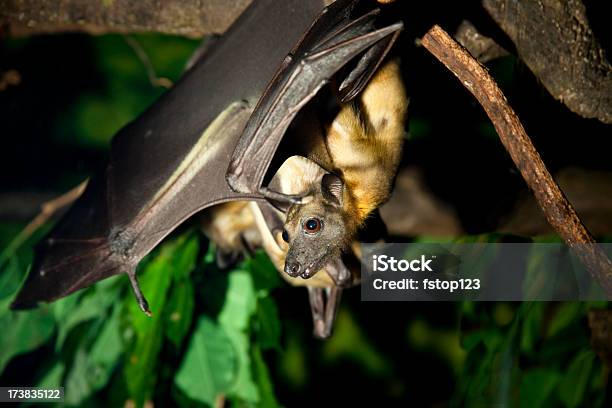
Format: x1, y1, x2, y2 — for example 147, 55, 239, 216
321, 173, 344, 207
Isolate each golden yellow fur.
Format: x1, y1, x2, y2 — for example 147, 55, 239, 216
326, 59, 407, 226
201, 201, 259, 253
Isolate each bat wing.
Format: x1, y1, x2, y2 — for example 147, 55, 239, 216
11, 0, 327, 309
227, 0, 403, 196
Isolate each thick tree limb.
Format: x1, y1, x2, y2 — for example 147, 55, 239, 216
483, 0, 612, 124
0, 0, 252, 37
421, 25, 612, 296
499, 167, 612, 237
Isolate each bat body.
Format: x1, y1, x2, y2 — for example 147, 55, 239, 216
12, 0, 403, 316
281, 59, 408, 280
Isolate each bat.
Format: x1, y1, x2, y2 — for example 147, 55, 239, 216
243, 155, 365, 338
11, 0, 403, 316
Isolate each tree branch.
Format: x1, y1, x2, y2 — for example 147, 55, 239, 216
482, 0, 612, 124
421, 25, 612, 296
0, 0, 253, 37
454, 20, 508, 64
0, 181, 86, 270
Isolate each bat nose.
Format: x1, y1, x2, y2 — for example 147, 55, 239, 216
285, 261, 301, 277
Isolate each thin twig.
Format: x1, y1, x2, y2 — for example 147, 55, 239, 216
0, 181, 87, 269
124, 36, 173, 89
421, 25, 612, 296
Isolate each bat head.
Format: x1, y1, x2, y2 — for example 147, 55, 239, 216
281, 173, 349, 279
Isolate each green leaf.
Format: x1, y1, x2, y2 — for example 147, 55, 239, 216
251, 345, 280, 408
248, 251, 282, 293
519, 303, 543, 354
558, 349, 596, 408
520, 368, 561, 408
64, 348, 96, 405
0, 250, 30, 301
170, 233, 199, 281
165, 279, 195, 348
461, 329, 502, 352
164, 232, 198, 348
175, 317, 237, 406
254, 297, 281, 351
224, 327, 259, 403
0, 309, 55, 373
218, 270, 257, 331
123, 234, 194, 406
89, 307, 124, 379
546, 303, 582, 339
216, 267, 259, 403
131, 34, 200, 81
323, 308, 391, 377
53, 275, 122, 349
37, 361, 65, 389
63, 305, 123, 405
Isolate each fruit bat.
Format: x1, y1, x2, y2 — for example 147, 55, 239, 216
11, 0, 403, 314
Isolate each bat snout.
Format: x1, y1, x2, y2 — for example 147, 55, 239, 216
284, 261, 301, 277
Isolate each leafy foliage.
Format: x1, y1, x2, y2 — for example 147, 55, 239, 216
0, 228, 284, 407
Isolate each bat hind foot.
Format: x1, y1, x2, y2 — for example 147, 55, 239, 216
127, 270, 152, 316
215, 247, 245, 269
308, 286, 342, 339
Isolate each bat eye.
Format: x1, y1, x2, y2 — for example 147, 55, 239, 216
282, 229, 289, 243
303, 218, 322, 234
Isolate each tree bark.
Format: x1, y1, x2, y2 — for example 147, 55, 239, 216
483, 0, 612, 124
454, 20, 508, 64
0, 0, 253, 37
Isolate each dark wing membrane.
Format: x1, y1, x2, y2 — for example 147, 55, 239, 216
11, 0, 326, 309
11, 175, 118, 308
227, 0, 403, 193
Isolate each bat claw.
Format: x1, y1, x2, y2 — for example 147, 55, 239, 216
127, 270, 152, 317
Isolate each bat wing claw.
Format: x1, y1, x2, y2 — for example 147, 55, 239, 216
260, 187, 303, 205
127, 269, 152, 316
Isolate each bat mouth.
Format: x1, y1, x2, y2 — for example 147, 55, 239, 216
300, 254, 329, 279
285, 247, 331, 279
